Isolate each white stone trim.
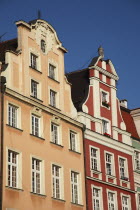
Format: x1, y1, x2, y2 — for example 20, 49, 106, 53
91, 184, 103, 210
106, 189, 118, 210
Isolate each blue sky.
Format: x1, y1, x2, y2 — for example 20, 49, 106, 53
0, 0, 140, 109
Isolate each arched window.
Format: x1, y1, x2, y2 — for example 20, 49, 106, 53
41, 40, 46, 53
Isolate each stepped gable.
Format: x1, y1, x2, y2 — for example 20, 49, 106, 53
0, 38, 17, 63
121, 106, 140, 139
66, 68, 89, 111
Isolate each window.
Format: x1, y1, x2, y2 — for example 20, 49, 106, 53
138, 194, 140, 210
41, 40, 46, 53
106, 153, 113, 176
102, 91, 107, 102
52, 165, 61, 199
70, 131, 78, 152
32, 158, 41, 194
8, 104, 18, 127
119, 158, 128, 180
122, 196, 130, 210
108, 192, 115, 210
49, 64, 56, 80
50, 90, 56, 107
71, 171, 79, 204
51, 123, 59, 144
31, 53, 38, 69
8, 150, 18, 188
32, 115, 40, 137
90, 148, 98, 171
102, 120, 109, 134
31, 80, 38, 98
101, 91, 109, 108
135, 151, 140, 170
92, 188, 101, 210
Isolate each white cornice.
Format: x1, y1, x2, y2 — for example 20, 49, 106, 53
112, 126, 131, 137
89, 65, 119, 81
15, 20, 31, 30
84, 129, 134, 155
5, 88, 83, 129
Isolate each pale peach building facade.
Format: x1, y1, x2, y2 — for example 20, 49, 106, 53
0, 19, 86, 210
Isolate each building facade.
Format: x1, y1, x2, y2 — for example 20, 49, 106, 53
67, 48, 137, 210
0, 19, 86, 210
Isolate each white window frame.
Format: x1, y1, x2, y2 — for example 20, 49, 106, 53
49, 64, 56, 80
50, 89, 57, 107
119, 156, 128, 181
90, 146, 100, 172
100, 89, 110, 109
121, 194, 131, 210
31, 155, 45, 195
29, 49, 41, 72
92, 185, 103, 210
105, 152, 115, 176
71, 171, 81, 204
69, 130, 79, 152
7, 148, 22, 189
30, 53, 38, 70
135, 150, 140, 171
7, 102, 21, 129
48, 59, 58, 81
102, 119, 110, 135
31, 114, 40, 137
51, 123, 60, 145
8, 104, 18, 128
107, 189, 118, 210
52, 164, 63, 200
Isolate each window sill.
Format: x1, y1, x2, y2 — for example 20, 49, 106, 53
30, 192, 46, 197
30, 134, 45, 141
134, 169, 140, 174
30, 95, 43, 103
50, 141, 64, 148
71, 202, 84, 207
29, 66, 42, 74
6, 124, 23, 132
101, 103, 110, 109
91, 169, 102, 174
120, 178, 129, 183
51, 197, 66, 202
48, 76, 60, 83
49, 104, 61, 111
6, 186, 23, 191
69, 149, 81, 155
106, 174, 116, 179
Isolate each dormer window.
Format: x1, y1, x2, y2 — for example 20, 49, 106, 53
41, 40, 46, 53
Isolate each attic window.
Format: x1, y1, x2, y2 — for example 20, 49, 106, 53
41, 40, 46, 53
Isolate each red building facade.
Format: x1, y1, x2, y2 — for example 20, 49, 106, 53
67, 47, 136, 210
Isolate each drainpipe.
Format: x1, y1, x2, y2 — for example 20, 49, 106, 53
0, 63, 6, 209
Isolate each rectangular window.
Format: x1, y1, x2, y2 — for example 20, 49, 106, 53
122, 196, 129, 210
108, 192, 115, 210
50, 90, 56, 107
31, 80, 38, 98
106, 153, 113, 176
8, 150, 18, 188
70, 131, 78, 152
119, 158, 128, 180
102, 91, 107, 102
71, 171, 79, 204
90, 148, 98, 171
51, 123, 59, 144
32, 158, 41, 194
52, 165, 61, 199
102, 120, 109, 134
8, 104, 18, 127
31, 53, 37, 69
135, 151, 140, 170
49, 64, 56, 80
93, 188, 101, 210
32, 115, 40, 137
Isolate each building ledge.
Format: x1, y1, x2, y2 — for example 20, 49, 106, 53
5, 186, 23, 192
30, 192, 46, 197
51, 197, 66, 202
30, 95, 43, 103
71, 202, 84, 207
6, 124, 23, 132
29, 66, 42, 74
69, 149, 81, 155
48, 76, 60, 84
50, 141, 64, 148
30, 134, 45, 141
91, 169, 102, 174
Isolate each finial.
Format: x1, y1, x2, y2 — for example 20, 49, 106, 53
37, 10, 41, 19
98, 46, 104, 58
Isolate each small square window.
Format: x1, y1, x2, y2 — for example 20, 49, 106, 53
8, 104, 18, 128
31, 80, 38, 98
49, 64, 56, 80
31, 53, 38, 69
50, 90, 56, 107
31, 115, 40, 137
